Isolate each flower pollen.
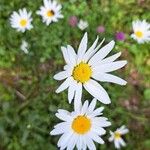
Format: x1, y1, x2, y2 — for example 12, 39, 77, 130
47, 10, 54, 17
135, 31, 143, 38
114, 132, 121, 139
72, 115, 91, 134
72, 62, 92, 83
20, 19, 27, 27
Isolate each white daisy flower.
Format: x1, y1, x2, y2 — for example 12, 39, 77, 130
109, 125, 129, 149
50, 98, 111, 150
54, 33, 127, 108
36, 0, 63, 25
20, 40, 29, 54
78, 19, 89, 31
10, 8, 33, 32
131, 20, 150, 43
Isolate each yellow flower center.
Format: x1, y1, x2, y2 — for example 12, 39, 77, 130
72, 62, 92, 83
20, 19, 27, 27
72, 115, 91, 134
135, 31, 143, 38
47, 10, 54, 17
114, 132, 121, 139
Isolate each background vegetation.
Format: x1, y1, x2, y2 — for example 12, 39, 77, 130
0, 0, 150, 150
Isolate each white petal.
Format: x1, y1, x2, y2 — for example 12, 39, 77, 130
55, 113, 72, 121
89, 107, 104, 117
114, 139, 121, 149
119, 138, 126, 147
82, 36, 99, 62
85, 136, 96, 150
74, 82, 82, 112
54, 71, 70, 80
77, 32, 88, 63
81, 100, 89, 114
67, 45, 77, 65
84, 38, 105, 62
108, 135, 114, 142
93, 117, 111, 127
89, 133, 104, 144
84, 79, 111, 104
66, 134, 78, 150
76, 136, 83, 150
93, 60, 127, 73
92, 127, 106, 135
92, 73, 127, 85
100, 52, 121, 64
57, 132, 73, 147
61, 46, 76, 65
87, 98, 97, 113
119, 128, 129, 135
56, 77, 73, 93
89, 40, 115, 66
68, 80, 77, 103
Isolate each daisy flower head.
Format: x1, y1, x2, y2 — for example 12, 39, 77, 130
54, 33, 127, 108
10, 8, 33, 32
50, 98, 111, 150
131, 20, 150, 43
36, 0, 63, 25
109, 125, 129, 149
78, 19, 89, 31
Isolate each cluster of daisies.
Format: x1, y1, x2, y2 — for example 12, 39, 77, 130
9, 0, 150, 149
10, 0, 150, 44
10, 0, 63, 32
50, 32, 129, 150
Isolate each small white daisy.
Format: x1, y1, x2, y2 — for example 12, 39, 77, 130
78, 19, 89, 31
20, 40, 29, 54
54, 33, 127, 108
36, 0, 63, 25
10, 8, 33, 32
50, 98, 111, 150
109, 125, 129, 149
131, 20, 150, 43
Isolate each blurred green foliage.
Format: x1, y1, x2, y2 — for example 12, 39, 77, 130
0, 0, 150, 150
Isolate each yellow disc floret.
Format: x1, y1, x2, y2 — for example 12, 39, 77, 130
72, 115, 91, 134
47, 10, 54, 17
114, 132, 121, 139
72, 62, 92, 83
20, 19, 27, 27
135, 31, 143, 38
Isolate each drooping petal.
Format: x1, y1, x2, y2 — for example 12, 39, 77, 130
74, 82, 82, 112
84, 79, 111, 104
68, 80, 77, 103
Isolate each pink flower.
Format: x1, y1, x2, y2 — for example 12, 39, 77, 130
115, 32, 126, 41
96, 25, 105, 33
68, 16, 78, 27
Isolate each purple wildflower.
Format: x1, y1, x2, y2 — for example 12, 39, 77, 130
115, 32, 126, 41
